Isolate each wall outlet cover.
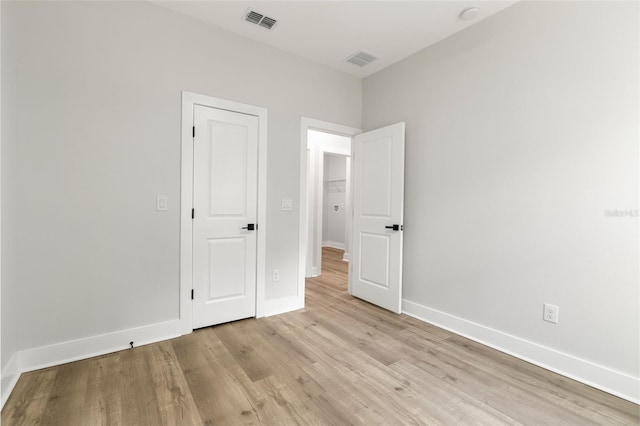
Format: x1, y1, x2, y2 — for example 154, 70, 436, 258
543, 303, 559, 324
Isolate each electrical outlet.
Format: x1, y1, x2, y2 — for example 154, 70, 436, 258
543, 303, 559, 324
272, 269, 280, 282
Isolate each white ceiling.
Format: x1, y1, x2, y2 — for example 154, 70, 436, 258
154, 1, 517, 78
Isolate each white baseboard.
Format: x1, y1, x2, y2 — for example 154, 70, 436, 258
402, 299, 640, 404
342, 252, 350, 262
1, 353, 20, 408
263, 295, 304, 317
308, 266, 319, 278
322, 241, 345, 250
1, 319, 181, 409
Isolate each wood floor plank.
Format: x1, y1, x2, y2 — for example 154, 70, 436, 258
280, 311, 444, 424
440, 334, 640, 425
146, 341, 202, 425
3, 247, 638, 425
171, 328, 260, 425
83, 354, 122, 426
118, 345, 164, 426
1, 368, 57, 425
39, 359, 92, 425
214, 319, 277, 383
388, 359, 521, 425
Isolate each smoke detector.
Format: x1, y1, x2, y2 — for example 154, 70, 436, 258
244, 9, 277, 30
345, 51, 378, 67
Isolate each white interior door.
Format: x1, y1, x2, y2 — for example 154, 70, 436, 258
351, 122, 405, 313
192, 105, 258, 328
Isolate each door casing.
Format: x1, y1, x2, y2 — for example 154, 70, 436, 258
181, 91, 267, 334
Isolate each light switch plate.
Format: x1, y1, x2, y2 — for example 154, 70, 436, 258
156, 195, 168, 211
281, 198, 293, 211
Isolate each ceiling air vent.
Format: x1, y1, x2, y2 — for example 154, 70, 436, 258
244, 9, 277, 30
345, 51, 377, 67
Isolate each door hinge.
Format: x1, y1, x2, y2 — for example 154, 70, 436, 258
192, 126, 195, 138
191, 208, 194, 219
191, 289, 194, 300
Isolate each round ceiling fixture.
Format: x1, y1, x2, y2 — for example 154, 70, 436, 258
460, 7, 480, 21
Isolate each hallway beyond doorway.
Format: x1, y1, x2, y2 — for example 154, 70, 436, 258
305, 247, 348, 307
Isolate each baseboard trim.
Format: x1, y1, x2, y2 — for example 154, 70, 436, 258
322, 241, 345, 250
402, 299, 640, 404
342, 252, 350, 262
1, 353, 20, 409
1, 319, 182, 409
309, 266, 319, 278
263, 295, 304, 317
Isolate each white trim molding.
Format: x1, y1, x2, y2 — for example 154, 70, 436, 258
1, 319, 181, 409
402, 299, 640, 404
1, 354, 19, 409
263, 295, 305, 318
322, 241, 345, 250
181, 91, 268, 334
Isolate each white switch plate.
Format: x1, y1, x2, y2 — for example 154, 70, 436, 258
156, 196, 168, 211
281, 199, 293, 211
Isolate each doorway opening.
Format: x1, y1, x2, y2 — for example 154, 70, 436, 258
306, 130, 351, 278
299, 119, 406, 314
298, 118, 361, 307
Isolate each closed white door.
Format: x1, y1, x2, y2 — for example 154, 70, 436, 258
351, 123, 405, 313
192, 105, 258, 328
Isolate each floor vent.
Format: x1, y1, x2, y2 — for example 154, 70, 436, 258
244, 9, 277, 30
345, 51, 377, 67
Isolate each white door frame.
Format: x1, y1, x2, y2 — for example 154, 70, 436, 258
299, 118, 360, 301
181, 91, 267, 334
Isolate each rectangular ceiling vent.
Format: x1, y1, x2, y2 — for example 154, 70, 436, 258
244, 9, 277, 30
346, 51, 378, 67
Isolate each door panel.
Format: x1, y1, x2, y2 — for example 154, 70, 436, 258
193, 105, 258, 328
351, 123, 405, 313
360, 233, 390, 288
361, 136, 392, 217
207, 237, 247, 300
208, 121, 248, 216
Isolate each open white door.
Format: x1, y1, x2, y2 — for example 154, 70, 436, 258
351, 122, 405, 313
192, 105, 258, 328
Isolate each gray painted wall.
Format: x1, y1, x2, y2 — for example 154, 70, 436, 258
1, 0, 19, 376
363, 1, 638, 377
1, 1, 361, 364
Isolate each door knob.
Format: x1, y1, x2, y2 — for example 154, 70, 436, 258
242, 224, 256, 231
385, 224, 401, 231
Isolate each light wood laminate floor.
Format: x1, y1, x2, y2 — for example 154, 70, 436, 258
3, 247, 639, 425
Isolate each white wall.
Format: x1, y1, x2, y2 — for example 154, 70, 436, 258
323, 154, 347, 248
363, 1, 639, 401
1, 0, 20, 396
1, 0, 360, 381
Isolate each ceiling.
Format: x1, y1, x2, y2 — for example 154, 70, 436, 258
154, 1, 518, 78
